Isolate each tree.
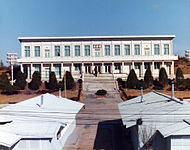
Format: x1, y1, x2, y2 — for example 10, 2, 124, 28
159, 67, 168, 87
28, 71, 42, 90
144, 68, 153, 87
62, 71, 75, 90
127, 69, 138, 89
46, 72, 58, 90
176, 67, 184, 85
14, 70, 26, 90
0, 72, 18, 94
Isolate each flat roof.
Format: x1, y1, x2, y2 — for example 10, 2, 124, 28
18, 35, 175, 42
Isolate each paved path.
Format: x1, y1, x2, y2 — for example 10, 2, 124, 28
64, 77, 123, 150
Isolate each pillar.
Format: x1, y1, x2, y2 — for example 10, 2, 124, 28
20, 64, 24, 73
27, 65, 30, 80
31, 63, 34, 79
61, 63, 63, 78
82, 63, 85, 73
141, 61, 144, 77
111, 62, 114, 73
151, 61, 154, 76
91, 63, 94, 74
101, 62, 105, 73
171, 61, 174, 79
41, 63, 43, 81
121, 62, 124, 73
132, 61, 134, 70
51, 63, 54, 72
71, 62, 74, 73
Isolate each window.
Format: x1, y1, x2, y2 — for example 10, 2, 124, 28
55, 46, 60, 56
34, 64, 41, 72
75, 45, 80, 56
154, 62, 160, 69
124, 45, 130, 55
54, 64, 61, 77
24, 46, 30, 57
45, 68, 50, 79
144, 48, 150, 56
154, 44, 160, 55
75, 64, 81, 71
115, 63, 120, 70
135, 63, 140, 69
45, 49, 50, 58
34, 46, 40, 57
85, 45, 90, 56
115, 45, 120, 56
65, 46, 70, 56
105, 45, 110, 56
134, 45, 140, 55
164, 44, 169, 55
144, 63, 150, 69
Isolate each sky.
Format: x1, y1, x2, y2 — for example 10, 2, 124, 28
0, 0, 190, 65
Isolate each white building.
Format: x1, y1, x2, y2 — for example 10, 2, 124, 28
118, 91, 190, 150
17, 35, 178, 81
0, 93, 84, 150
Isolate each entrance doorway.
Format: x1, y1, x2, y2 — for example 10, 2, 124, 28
85, 65, 91, 74
94, 65, 101, 73
105, 65, 111, 73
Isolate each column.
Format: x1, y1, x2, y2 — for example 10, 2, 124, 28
131, 61, 135, 70
151, 61, 154, 75
41, 63, 43, 81
111, 62, 114, 73
121, 61, 124, 73
20, 64, 24, 73
101, 62, 105, 73
31, 64, 34, 79
171, 61, 174, 79
27, 65, 30, 80
162, 61, 164, 68
51, 63, 54, 72
141, 61, 144, 77
91, 62, 94, 74
82, 62, 85, 73
61, 63, 63, 78
71, 62, 74, 73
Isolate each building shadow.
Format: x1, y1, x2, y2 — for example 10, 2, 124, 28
93, 119, 134, 150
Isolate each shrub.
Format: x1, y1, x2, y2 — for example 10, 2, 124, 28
28, 71, 42, 90
95, 89, 107, 96
153, 79, 163, 90
185, 78, 190, 90
176, 67, 184, 85
0, 72, 19, 95
159, 67, 168, 87
46, 72, 58, 90
62, 71, 75, 90
127, 69, 138, 89
14, 71, 26, 90
136, 80, 148, 90
144, 68, 153, 87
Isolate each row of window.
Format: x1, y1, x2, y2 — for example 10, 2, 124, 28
24, 44, 170, 57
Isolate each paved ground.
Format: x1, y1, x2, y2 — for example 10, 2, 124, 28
64, 76, 126, 150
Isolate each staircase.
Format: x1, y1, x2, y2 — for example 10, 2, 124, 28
83, 74, 117, 92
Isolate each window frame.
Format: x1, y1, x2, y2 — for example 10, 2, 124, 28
154, 44, 160, 55
104, 45, 110, 56
84, 45, 90, 56
164, 44, 169, 55
74, 45, 80, 56
64, 46, 70, 56
114, 45, 120, 56
134, 44, 140, 55
124, 45, 130, 56
24, 46, 30, 57
34, 46, 40, 57
54, 46, 60, 57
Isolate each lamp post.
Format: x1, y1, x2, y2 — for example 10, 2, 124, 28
6, 53, 18, 85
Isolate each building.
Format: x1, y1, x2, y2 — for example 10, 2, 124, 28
185, 49, 190, 61
118, 91, 190, 150
0, 93, 84, 150
17, 35, 178, 81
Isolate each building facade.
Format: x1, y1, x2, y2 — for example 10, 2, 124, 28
17, 35, 178, 81
185, 49, 190, 61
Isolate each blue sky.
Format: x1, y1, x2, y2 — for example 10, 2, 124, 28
0, 0, 190, 65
